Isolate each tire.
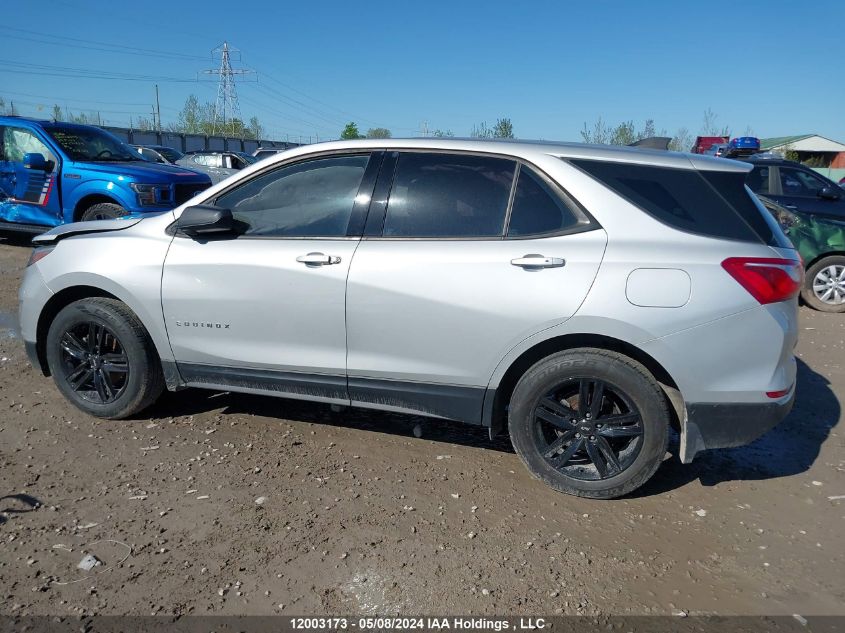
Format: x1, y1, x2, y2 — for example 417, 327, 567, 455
508, 348, 670, 499
800, 256, 845, 313
45, 298, 164, 419
80, 203, 128, 222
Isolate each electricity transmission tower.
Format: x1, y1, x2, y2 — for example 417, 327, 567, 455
202, 42, 255, 136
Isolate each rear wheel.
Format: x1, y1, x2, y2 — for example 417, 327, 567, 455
509, 348, 670, 499
80, 203, 128, 222
801, 256, 845, 313
45, 298, 164, 419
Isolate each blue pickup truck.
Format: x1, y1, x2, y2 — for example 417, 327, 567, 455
0, 116, 211, 232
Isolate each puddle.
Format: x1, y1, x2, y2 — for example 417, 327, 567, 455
0, 310, 20, 339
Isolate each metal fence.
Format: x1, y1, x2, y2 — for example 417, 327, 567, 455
102, 126, 302, 155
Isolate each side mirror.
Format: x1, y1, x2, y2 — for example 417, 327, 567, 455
23, 153, 49, 171
176, 205, 236, 238
819, 186, 841, 201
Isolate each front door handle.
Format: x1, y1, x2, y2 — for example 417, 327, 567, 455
784, 204, 798, 210
511, 254, 565, 269
296, 252, 342, 266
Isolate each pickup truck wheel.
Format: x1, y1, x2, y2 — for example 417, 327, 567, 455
801, 256, 845, 313
80, 203, 128, 222
509, 348, 670, 499
45, 298, 164, 419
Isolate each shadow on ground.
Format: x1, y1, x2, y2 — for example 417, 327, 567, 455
634, 358, 840, 497
0, 493, 42, 526
146, 388, 516, 454
144, 356, 838, 497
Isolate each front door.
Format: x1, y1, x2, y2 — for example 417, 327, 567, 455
773, 165, 845, 220
0, 125, 62, 226
161, 151, 379, 403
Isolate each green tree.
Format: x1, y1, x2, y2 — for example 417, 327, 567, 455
432, 129, 454, 138
669, 127, 692, 152
366, 127, 392, 139
52, 104, 63, 121
248, 116, 264, 140
470, 122, 493, 138
492, 118, 514, 139
341, 122, 362, 139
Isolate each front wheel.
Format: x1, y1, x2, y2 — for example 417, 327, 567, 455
80, 203, 128, 222
45, 298, 164, 419
509, 348, 670, 499
801, 256, 845, 312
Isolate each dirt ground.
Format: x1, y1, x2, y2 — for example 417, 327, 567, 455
0, 233, 843, 618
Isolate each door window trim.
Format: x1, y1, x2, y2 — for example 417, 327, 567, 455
361, 149, 600, 242
777, 165, 832, 199
185, 149, 384, 241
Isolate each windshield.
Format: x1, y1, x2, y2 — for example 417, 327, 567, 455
44, 124, 141, 162
237, 152, 258, 165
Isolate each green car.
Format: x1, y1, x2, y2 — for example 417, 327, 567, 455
760, 196, 845, 312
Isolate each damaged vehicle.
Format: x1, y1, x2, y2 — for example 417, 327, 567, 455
19, 139, 800, 498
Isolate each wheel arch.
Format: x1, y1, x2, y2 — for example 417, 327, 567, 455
33, 285, 119, 375
803, 250, 845, 271
73, 194, 123, 222
484, 332, 684, 439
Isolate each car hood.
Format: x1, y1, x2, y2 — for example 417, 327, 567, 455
70, 160, 210, 183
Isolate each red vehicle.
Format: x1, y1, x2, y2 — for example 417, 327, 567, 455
691, 135, 729, 154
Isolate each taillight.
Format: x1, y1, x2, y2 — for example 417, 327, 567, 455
27, 246, 55, 267
721, 257, 802, 304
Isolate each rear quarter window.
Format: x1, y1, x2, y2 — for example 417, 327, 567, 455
569, 159, 789, 247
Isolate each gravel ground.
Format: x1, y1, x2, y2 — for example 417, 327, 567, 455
0, 234, 843, 617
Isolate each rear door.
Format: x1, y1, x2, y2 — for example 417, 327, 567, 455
345, 151, 607, 423
0, 125, 62, 226
161, 151, 381, 401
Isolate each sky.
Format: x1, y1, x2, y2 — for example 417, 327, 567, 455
2, 0, 844, 144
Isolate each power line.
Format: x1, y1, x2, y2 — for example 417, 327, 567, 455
0, 26, 209, 62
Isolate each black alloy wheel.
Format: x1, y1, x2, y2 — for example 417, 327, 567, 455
533, 377, 643, 480
57, 321, 130, 404
46, 298, 164, 419
508, 348, 670, 499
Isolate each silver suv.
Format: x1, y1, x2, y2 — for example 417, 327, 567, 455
18, 139, 801, 498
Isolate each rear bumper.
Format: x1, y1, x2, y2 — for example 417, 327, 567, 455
679, 389, 795, 463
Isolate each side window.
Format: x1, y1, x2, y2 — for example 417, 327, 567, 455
507, 166, 580, 236
780, 167, 826, 197
190, 154, 208, 166
571, 159, 762, 243
383, 153, 516, 238
745, 166, 770, 194
2, 127, 56, 168
215, 154, 369, 237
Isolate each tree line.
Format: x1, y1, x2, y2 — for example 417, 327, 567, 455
339, 109, 749, 152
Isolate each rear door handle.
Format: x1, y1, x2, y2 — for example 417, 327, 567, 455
296, 252, 342, 266
511, 254, 565, 269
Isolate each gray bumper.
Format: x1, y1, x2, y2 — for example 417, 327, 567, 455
680, 391, 795, 463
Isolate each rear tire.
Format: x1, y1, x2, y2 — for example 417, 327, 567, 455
508, 348, 670, 499
801, 256, 845, 313
80, 203, 128, 222
45, 298, 164, 419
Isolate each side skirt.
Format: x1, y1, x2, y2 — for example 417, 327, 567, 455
175, 363, 487, 425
